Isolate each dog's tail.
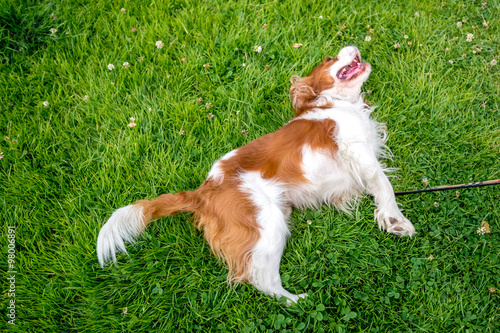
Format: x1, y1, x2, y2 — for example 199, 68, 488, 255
96, 191, 198, 267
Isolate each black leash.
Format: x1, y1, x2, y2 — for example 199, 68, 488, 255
394, 179, 500, 196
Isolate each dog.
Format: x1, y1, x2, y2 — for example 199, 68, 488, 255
96, 45, 416, 304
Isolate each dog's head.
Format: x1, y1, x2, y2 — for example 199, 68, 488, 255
290, 46, 371, 116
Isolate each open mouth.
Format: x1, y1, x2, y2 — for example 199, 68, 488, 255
336, 54, 366, 80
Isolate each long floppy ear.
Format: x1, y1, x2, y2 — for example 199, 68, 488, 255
289, 77, 317, 117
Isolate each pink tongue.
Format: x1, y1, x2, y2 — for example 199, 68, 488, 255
344, 66, 360, 79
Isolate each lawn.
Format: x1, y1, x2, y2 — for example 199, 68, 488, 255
1, 0, 499, 332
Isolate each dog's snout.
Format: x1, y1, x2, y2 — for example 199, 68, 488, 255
338, 45, 360, 58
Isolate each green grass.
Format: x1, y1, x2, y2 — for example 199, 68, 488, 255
1, 0, 499, 331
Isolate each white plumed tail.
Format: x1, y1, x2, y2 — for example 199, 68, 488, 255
96, 205, 146, 267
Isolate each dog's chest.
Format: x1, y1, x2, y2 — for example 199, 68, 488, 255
297, 104, 384, 160
287, 105, 385, 208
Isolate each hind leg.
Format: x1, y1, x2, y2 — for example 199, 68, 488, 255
247, 204, 306, 304
240, 172, 307, 304
249, 238, 308, 305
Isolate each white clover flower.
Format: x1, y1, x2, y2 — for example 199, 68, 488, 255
123, 62, 130, 68
43, 101, 49, 108
108, 64, 115, 70
466, 33, 473, 42
457, 22, 462, 28
414, 12, 420, 17
50, 28, 57, 35
477, 226, 486, 235
121, 8, 126, 13
128, 117, 137, 127
319, 15, 323, 19
254, 45, 262, 53
364, 36, 372, 42
490, 59, 497, 66
155, 41, 164, 49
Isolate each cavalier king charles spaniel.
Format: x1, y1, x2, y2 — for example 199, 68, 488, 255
97, 45, 416, 304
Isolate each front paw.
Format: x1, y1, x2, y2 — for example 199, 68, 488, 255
375, 210, 416, 237
386, 217, 416, 237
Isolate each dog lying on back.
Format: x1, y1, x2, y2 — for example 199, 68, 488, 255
97, 45, 415, 304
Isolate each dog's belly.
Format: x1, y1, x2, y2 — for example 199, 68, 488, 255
285, 146, 364, 210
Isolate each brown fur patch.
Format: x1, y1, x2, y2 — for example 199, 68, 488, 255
192, 179, 260, 282
219, 118, 338, 184
289, 56, 338, 116
136, 191, 199, 223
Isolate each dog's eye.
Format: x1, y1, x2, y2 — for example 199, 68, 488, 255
326, 57, 334, 62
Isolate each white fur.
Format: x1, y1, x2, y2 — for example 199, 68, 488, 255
292, 98, 415, 236
240, 172, 306, 304
286, 145, 364, 213
96, 205, 145, 267
285, 98, 383, 210
207, 149, 238, 183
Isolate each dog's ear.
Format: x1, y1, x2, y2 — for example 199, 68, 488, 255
289, 77, 317, 116
289, 74, 301, 85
